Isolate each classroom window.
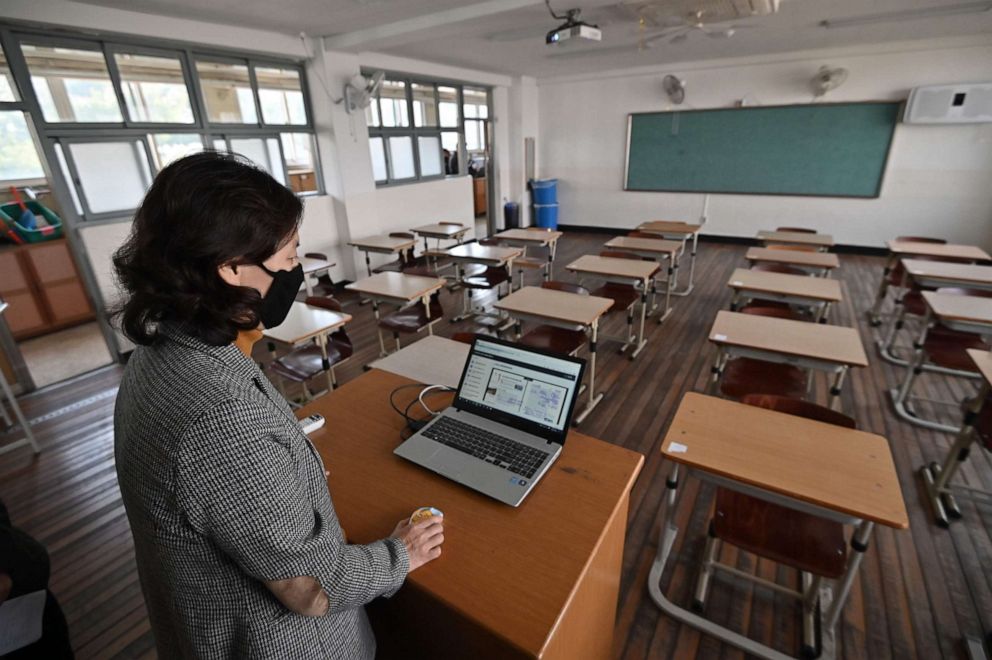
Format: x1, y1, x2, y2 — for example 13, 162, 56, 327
438, 86, 459, 127
379, 79, 409, 128
465, 119, 485, 152
369, 137, 387, 182
256, 66, 307, 125
387, 136, 415, 180
114, 53, 194, 124
147, 133, 204, 170
0, 47, 18, 101
195, 60, 257, 124
418, 136, 442, 177
412, 83, 437, 127
67, 140, 152, 214
0, 111, 45, 182
229, 136, 285, 184
281, 132, 318, 193
441, 131, 462, 175
23, 44, 123, 123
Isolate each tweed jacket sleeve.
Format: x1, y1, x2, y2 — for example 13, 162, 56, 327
174, 397, 409, 613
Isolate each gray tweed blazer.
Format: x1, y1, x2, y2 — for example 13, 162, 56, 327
114, 325, 408, 659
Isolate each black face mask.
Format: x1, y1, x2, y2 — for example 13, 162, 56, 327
256, 263, 304, 328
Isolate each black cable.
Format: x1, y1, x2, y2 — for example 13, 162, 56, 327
388, 383, 453, 439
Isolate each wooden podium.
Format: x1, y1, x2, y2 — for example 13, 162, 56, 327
299, 369, 644, 658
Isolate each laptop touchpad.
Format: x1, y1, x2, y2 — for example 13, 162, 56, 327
433, 449, 472, 477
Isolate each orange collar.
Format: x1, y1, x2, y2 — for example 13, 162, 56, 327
234, 327, 264, 357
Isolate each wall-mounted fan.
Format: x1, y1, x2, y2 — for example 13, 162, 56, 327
343, 71, 384, 114
811, 66, 849, 97
663, 75, 686, 104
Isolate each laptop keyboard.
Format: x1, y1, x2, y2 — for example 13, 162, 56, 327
422, 416, 550, 479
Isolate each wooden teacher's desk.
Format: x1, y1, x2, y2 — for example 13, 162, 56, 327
298, 369, 644, 659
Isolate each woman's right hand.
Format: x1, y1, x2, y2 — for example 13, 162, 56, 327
391, 516, 444, 572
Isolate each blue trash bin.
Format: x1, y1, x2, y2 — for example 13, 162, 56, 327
530, 179, 558, 205
534, 203, 559, 229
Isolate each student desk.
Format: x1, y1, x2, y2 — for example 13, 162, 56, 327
300, 255, 336, 296
262, 300, 352, 395
492, 228, 562, 283
345, 272, 445, 357
708, 310, 868, 410
0, 303, 38, 456
348, 234, 418, 277
495, 286, 613, 424
648, 393, 907, 660
635, 220, 702, 296
891, 292, 992, 433
756, 230, 834, 252
565, 254, 659, 358
727, 268, 843, 323
369, 335, 470, 388
412, 223, 470, 253
868, 241, 991, 326
602, 235, 682, 321
744, 247, 839, 277
901, 259, 992, 291
297, 368, 644, 659
445, 243, 522, 323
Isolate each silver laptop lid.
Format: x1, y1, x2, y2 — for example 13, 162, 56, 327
453, 335, 586, 445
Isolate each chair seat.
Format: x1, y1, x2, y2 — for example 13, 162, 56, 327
713, 488, 847, 579
463, 266, 509, 289
900, 290, 927, 316
519, 325, 586, 355
924, 326, 989, 371
379, 299, 444, 334
590, 282, 639, 311
514, 256, 547, 269
270, 337, 353, 381
739, 304, 802, 321
720, 358, 807, 400
374, 256, 427, 274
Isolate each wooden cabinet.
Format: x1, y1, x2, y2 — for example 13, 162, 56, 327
0, 239, 95, 340
288, 170, 317, 194
473, 177, 487, 217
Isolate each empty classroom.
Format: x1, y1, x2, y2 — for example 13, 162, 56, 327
1, 1, 991, 659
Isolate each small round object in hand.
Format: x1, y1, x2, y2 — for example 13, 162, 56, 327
409, 507, 444, 524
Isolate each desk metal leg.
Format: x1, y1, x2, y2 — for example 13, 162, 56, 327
708, 347, 727, 395
317, 334, 334, 392
816, 301, 832, 324
891, 309, 964, 433
828, 367, 848, 411
867, 255, 897, 326
372, 301, 388, 357
630, 287, 649, 359
824, 520, 874, 633
424, 295, 434, 336
574, 323, 603, 425
672, 233, 697, 297
0, 368, 39, 456
659, 256, 675, 323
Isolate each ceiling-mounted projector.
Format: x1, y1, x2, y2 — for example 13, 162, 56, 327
545, 3, 602, 45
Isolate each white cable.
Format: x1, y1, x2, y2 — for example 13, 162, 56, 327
418, 385, 453, 416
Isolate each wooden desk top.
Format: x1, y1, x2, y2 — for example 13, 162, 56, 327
663, 393, 908, 529
369, 336, 469, 388
566, 254, 660, 282
495, 286, 613, 326
262, 301, 351, 345
709, 310, 869, 367
299, 369, 644, 657
728, 268, 843, 302
300, 256, 335, 274
603, 235, 683, 255
887, 241, 990, 261
412, 223, 470, 238
494, 228, 563, 243
902, 259, 992, 285
745, 247, 840, 270
636, 220, 702, 235
967, 349, 992, 386
922, 291, 992, 326
446, 243, 522, 264
346, 272, 444, 301
349, 235, 417, 252
757, 230, 835, 247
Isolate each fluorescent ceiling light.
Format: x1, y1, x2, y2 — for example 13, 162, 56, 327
820, 1, 992, 28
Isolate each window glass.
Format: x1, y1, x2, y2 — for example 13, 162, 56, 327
379, 80, 408, 128
0, 112, 44, 181
212, 138, 227, 152
441, 132, 461, 175
464, 87, 488, 121
281, 133, 317, 193
365, 98, 380, 127
196, 60, 257, 124
438, 86, 459, 127
0, 47, 17, 101
369, 137, 387, 182
148, 134, 203, 170
387, 136, 414, 179
23, 44, 122, 123
417, 136, 442, 177
115, 53, 194, 124
256, 66, 307, 125
68, 140, 151, 213
229, 137, 285, 184
465, 119, 486, 152
411, 83, 437, 127
53, 143, 82, 214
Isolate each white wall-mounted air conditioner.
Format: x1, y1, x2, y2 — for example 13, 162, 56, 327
904, 82, 992, 124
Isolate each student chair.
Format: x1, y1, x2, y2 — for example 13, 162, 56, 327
738, 303, 802, 322
716, 353, 808, 401
377, 289, 445, 353
765, 244, 819, 253
451, 239, 512, 322
373, 232, 421, 274
776, 226, 817, 234
693, 393, 856, 658
451, 332, 483, 345
268, 296, 354, 405
517, 281, 590, 357
594, 250, 648, 353
508, 227, 554, 289
303, 252, 360, 307
869, 236, 948, 326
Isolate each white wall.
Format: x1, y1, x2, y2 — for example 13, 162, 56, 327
538, 38, 992, 248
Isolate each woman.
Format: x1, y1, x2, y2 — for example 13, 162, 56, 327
112, 151, 443, 658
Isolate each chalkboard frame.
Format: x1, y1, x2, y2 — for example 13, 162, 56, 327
622, 101, 902, 199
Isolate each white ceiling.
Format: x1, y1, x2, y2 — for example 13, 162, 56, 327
71, 0, 992, 78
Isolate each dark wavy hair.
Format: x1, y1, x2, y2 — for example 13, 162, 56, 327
112, 151, 302, 346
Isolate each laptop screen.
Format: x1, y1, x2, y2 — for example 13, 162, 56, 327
454, 336, 585, 443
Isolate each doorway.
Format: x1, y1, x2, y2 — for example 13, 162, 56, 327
463, 86, 492, 239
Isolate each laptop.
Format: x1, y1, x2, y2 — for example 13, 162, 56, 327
394, 335, 586, 506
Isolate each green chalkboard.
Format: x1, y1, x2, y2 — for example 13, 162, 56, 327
624, 102, 901, 198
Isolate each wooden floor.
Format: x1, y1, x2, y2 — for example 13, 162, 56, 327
1, 232, 990, 659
